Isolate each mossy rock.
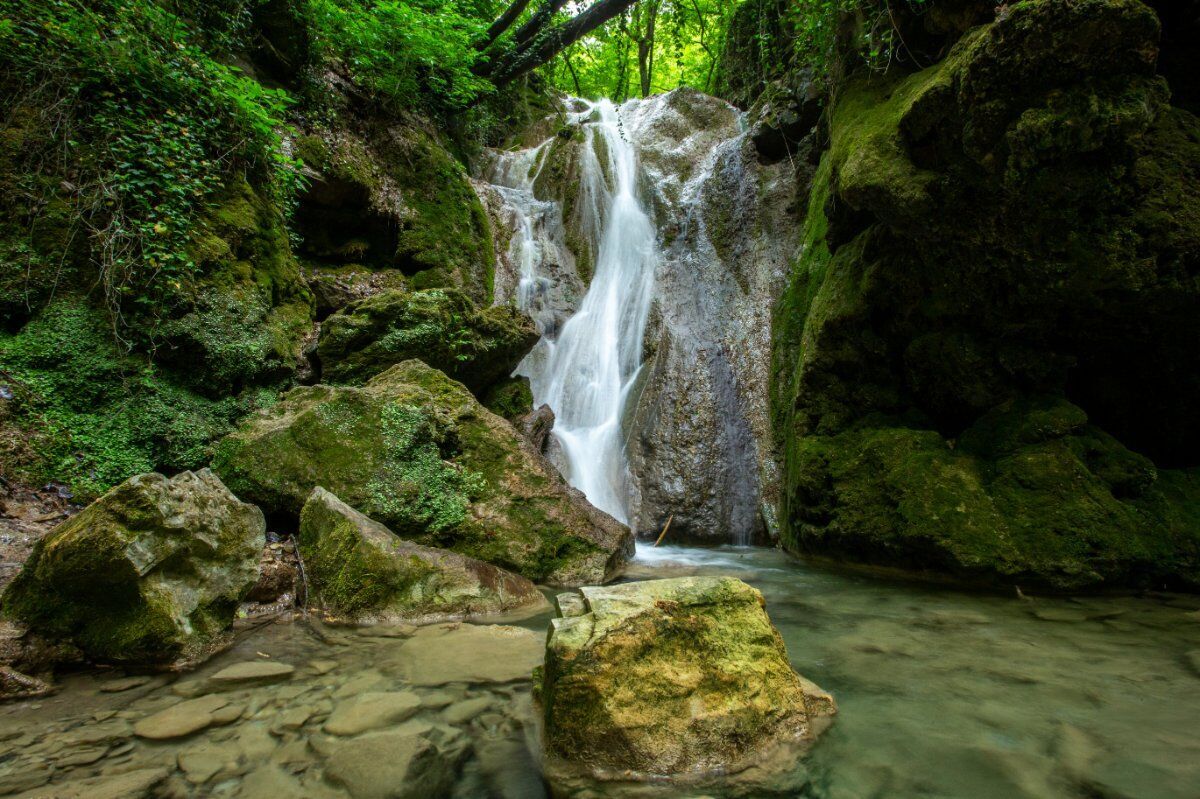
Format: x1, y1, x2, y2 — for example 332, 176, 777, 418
299, 487, 545, 623
540, 576, 834, 786
782, 399, 1200, 590
0, 470, 264, 665
316, 288, 538, 392
213, 360, 632, 585
771, 0, 1200, 588
482, 376, 534, 421
295, 125, 495, 305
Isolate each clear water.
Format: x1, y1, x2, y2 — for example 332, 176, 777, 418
4, 545, 1198, 798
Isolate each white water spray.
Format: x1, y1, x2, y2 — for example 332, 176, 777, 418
487, 99, 657, 525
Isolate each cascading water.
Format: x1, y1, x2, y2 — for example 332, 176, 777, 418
487, 99, 657, 525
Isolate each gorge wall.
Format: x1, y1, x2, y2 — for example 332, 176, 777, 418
762, 0, 1200, 590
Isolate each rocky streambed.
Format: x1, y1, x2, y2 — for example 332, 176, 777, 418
2, 545, 1199, 798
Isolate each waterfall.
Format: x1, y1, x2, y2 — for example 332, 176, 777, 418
487, 99, 657, 525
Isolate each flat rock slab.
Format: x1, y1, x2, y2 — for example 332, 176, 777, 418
324, 691, 422, 736
208, 660, 295, 687
133, 695, 229, 740
442, 696, 493, 724
389, 624, 542, 686
14, 767, 167, 799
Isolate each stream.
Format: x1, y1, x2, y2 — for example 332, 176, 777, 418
2, 544, 1198, 798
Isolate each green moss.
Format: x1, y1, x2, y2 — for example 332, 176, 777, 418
214, 360, 625, 585
316, 288, 537, 392
482, 376, 533, 420
0, 297, 271, 500
299, 493, 435, 617
386, 127, 495, 303
771, 0, 1200, 588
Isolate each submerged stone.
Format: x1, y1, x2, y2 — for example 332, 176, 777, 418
0, 470, 265, 666
322, 721, 465, 799
539, 576, 835, 782
317, 288, 538, 392
133, 694, 231, 740
214, 360, 632, 585
207, 660, 295, 687
324, 691, 422, 736
298, 487, 547, 623
389, 623, 543, 686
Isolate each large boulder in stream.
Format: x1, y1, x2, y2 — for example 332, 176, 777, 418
299, 487, 547, 623
538, 576, 835, 788
316, 287, 539, 391
213, 360, 632, 585
0, 470, 264, 666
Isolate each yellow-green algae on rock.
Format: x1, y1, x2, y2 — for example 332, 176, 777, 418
538, 576, 835, 787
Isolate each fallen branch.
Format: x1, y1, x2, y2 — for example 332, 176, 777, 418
653, 514, 673, 547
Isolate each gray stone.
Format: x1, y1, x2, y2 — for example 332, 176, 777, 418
441, 697, 493, 725
99, 676, 151, 693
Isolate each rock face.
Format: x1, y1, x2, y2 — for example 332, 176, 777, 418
316, 287, 538, 391
213, 360, 632, 585
539, 576, 834, 780
0, 470, 265, 665
484, 89, 800, 543
298, 487, 546, 622
771, 0, 1200, 590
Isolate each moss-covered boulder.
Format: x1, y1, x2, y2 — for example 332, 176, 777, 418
771, 0, 1200, 589
316, 288, 538, 391
539, 576, 834, 786
787, 400, 1200, 589
213, 360, 632, 585
299, 487, 546, 623
0, 470, 265, 666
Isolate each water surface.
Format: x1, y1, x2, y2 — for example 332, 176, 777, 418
2, 545, 1198, 798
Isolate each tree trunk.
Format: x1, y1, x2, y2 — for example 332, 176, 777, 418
486, 0, 641, 86
477, 0, 533, 50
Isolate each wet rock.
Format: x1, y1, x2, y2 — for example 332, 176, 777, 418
177, 741, 239, 784
441, 696, 493, 725
540, 576, 835, 779
299, 488, 546, 623
1185, 650, 1200, 678
620, 88, 797, 543
0, 470, 265, 666
323, 721, 463, 799
391, 623, 542, 686
515, 404, 555, 453
317, 288, 538, 392
554, 592, 586, 618
133, 694, 230, 740
214, 360, 632, 585
324, 691, 421, 736
208, 660, 295, 687
243, 543, 298, 605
